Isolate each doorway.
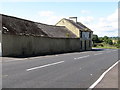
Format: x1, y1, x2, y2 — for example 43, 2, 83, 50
85, 40, 86, 50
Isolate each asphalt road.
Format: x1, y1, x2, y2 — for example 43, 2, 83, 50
2, 48, 118, 88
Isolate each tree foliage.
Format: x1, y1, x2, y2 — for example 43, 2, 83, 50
92, 35, 115, 47
115, 39, 120, 48
92, 34, 99, 43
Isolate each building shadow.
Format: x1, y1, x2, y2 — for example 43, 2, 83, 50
2, 48, 106, 58
91, 48, 105, 51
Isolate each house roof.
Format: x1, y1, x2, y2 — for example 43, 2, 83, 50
37, 23, 77, 38
2, 14, 48, 37
58, 18, 93, 32
2, 14, 77, 38
77, 22, 92, 32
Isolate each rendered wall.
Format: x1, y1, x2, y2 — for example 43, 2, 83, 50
2, 34, 83, 57
56, 19, 80, 37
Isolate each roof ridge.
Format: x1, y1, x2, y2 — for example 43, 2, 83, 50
64, 18, 93, 32
37, 22, 66, 27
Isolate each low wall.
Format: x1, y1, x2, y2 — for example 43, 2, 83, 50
2, 34, 81, 57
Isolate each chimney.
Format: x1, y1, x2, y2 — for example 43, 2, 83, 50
69, 17, 77, 23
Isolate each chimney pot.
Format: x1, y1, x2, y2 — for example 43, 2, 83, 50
69, 17, 77, 23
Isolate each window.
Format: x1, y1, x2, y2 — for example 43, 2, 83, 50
80, 32, 82, 38
89, 32, 91, 38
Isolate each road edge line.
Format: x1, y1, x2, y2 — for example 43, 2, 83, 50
87, 60, 120, 90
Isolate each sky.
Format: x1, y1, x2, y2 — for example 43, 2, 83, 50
1, 2, 118, 37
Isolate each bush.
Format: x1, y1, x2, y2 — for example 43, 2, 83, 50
92, 43, 104, 47
115, 43, 120, 48
98, 43, 104, 47
92, 43, 97, 47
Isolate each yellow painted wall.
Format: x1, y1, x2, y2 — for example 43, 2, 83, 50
56, 19, 80, 37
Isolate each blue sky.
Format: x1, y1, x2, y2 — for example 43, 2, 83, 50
1, 2, 118, 37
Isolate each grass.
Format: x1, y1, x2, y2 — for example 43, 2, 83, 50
93, 43, 120, 49
92, 46, 119, 49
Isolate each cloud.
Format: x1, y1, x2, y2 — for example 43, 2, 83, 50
79, 16, 94, 24
38, 10, 64, 25
38, 11, 54, 17
107, 9, 118, 22
79, 9, 118, 37
37, 9, 118, 37
80, 10, 90, 14
97, 9, 118, 37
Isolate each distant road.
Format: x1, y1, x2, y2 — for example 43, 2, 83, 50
2, 48, 118, 88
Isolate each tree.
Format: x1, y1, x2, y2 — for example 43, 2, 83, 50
102, 36, 113, 45
103, 36, 109, 40
98, 37, 104, 43
117, 39, 120, 44
92, 34, 99, 43
103, 36, 109, 43
107, 39, 113, 45
115, 40, 120, 48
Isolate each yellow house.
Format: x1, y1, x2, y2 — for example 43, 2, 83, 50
56, 17, 93, 51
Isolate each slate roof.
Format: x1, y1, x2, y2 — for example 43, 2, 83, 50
77, 22, 92, 32
59, 18, 93, 32
2, 14, 77, 38
2, 14, 48, 37
37, 23, 77, 38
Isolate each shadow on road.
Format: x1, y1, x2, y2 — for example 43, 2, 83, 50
2, 48, 106, 58
91, 48, 105, 51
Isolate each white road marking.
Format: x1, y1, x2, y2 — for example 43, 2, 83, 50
106, 51, 112, 53
90, 74, 93, 76
94, 53, 102, 56
87, 60, 120, 90
0, 75, 8, 78
2, 75, 8, 77
99, 51, 105, 53
26, 61, 64, 71
74, 55, 90, 60
112, 50, 117, 52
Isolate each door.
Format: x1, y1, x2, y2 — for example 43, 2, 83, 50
85, 40, 86, 50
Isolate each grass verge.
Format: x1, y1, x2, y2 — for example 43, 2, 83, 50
92, 46, 119, 49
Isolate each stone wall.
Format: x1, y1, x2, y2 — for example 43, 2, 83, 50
2, 34, 82, 57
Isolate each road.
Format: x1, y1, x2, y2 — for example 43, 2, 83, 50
2, 48, 118, 88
